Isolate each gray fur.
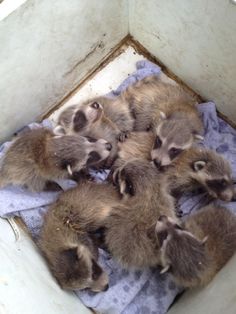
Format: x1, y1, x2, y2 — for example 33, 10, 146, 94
105, 159, 178, 269
0, 128, 111, 192
55, 96, 135, 167
122, 75, 203, 167
167, 147, 234, 201
39, 181, 121, 291
114, 133, 234, 202
158, 205, 236, 287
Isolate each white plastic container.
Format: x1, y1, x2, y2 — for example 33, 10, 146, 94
0, 1, 236, 313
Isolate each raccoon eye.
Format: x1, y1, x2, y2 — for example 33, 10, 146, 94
85, 136, 97, 143
87, 152, 101, 165
91, 102, 100, 109
154, 136, 162, 149
61, 248, 80, 263
73, 110, 88, 132
169, 148, 183, 160
206, 179, 228, 191
220, 179, 228, 187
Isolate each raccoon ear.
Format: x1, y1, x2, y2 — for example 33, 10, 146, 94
194, 133, 204, 141
120, 169, 135, 197
201, 236, 208, 245
67, 164, 73, 176
159, 111, 166, 120
112, 169, 120, 186
160, 264, 170, 274
53, 125, 66, 135
193, 160, 206, 172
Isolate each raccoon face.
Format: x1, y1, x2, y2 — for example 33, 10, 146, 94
70, 138, 112, 173
54, 242, 109, 292
151, 117, 202, 169
73, 101, 103, 133
155, 215, 208, 281
191, 151, 234, 202
85, 138, 112, 167
54, 101, 104, 135
51, 135, 112, 176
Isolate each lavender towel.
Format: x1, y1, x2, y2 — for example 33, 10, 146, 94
0, 60, 236, 314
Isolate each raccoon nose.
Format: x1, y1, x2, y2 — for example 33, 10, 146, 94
153, 159, 161, 169
103, 284, 109, 292
220, 189, 234, 202
105, 143, 112, 151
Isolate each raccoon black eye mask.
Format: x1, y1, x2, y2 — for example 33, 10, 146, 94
73, 110, 88, 132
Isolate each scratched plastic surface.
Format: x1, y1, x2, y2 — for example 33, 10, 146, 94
0, 218, 91, 314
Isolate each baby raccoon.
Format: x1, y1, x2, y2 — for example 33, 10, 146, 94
167, 147, 235, 202
56, 96, 134, 138
105, 159, 178, 269
0, 128, 112, 192
55, 96, 134, 166
39, 180, 121, 291
115, 126, 200, 173
122, 75, 203, 167
95, 96, 134, 137
122, 75, 202, 132
151, 116, 203, 169
115, 133, 234, 202
156, 205, 236, 287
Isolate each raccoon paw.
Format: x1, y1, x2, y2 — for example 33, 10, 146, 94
117, 131, 130, 142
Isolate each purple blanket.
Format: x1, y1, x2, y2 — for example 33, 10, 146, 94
0, 60, 236, 314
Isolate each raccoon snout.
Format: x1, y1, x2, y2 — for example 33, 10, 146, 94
153, 159, 166, 171
105, 143, 112, 151
102, 283, 109, 292
90, 270, 109, 293
219, 189, 234, 202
